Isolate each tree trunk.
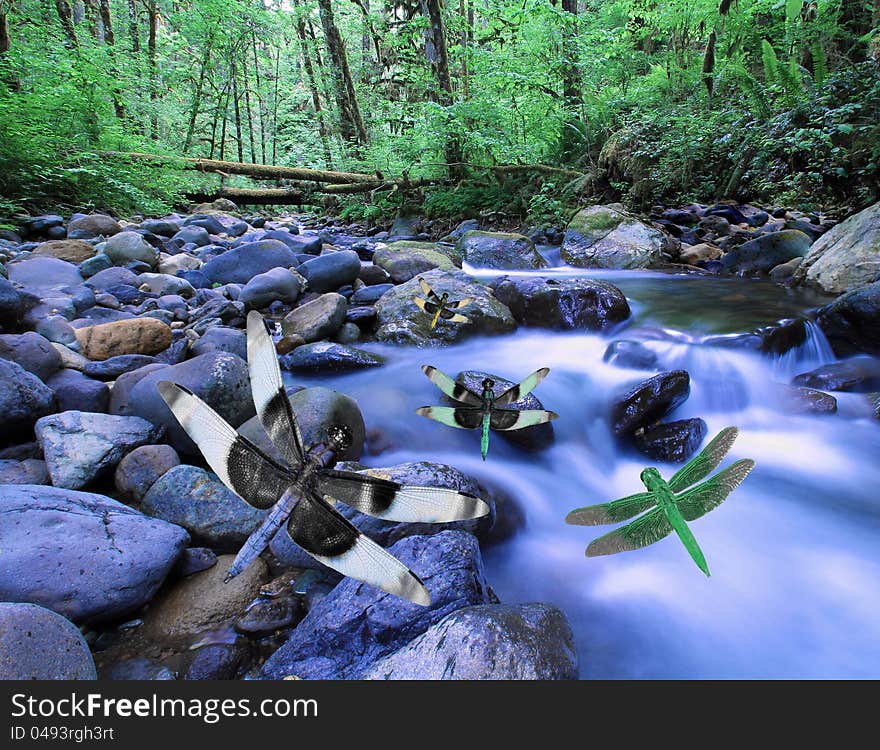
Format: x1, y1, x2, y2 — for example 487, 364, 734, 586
127, 0, 138, 53
0, 12, 10, 54
184, 33, 214, 153
251, 33, 267, 164
295, 16, 334, 168
241, 55, 257, 163
98, 0, 113, 44
83, 0, 100, 40
55, 0, 79, 48
560, 0, 581, 157
424, 0, 462, 175
147, 0, 159, 139
231, 56, 244, 163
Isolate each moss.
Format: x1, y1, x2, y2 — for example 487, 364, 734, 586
568, 207, 624, 236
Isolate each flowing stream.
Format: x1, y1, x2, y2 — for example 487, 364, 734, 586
283, 260, 880, 678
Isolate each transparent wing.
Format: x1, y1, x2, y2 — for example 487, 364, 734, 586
667, 426, 739, 493
418, 277, 443, 304
420, 365, 483, 405
494, 368, 551, 407
490, 408, 558, 430
415, 406, 483, 429
565, 491, 658, 526
246, 311, 305, 466
586, 507, 674, 557
676, 459, 755, 521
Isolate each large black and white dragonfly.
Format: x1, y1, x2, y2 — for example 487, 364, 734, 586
416, 366, 558, 460
412, 277, 472, 330
157, 311, 489, 606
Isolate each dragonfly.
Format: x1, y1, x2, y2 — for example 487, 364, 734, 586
416, 365, 558, 461
565, 426, 755, 576
412, 277, 472, 330
157, 311, 489, 606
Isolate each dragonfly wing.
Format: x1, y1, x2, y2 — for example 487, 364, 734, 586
667, 426, 739, 493
246, 311, 305, 466
420, 365, 483, 405
412, 296, 439, 315
416, 406, 483, 429
287, 493, 431, 606
446, 297, 473, 310
566, 491, 658, 526
418, 277, 442, 304
493, 368, 551, 407
586, 507, 673, 557
676, 459, 755, 521
490, 408, 558, 431
318, 469, 489, 522
157, 381, 292, 509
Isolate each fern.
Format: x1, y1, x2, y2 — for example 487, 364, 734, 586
762, 40, 779, 87
811, 41, 827, 88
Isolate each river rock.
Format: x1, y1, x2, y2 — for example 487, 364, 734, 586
491, 276, 630, 330
201, 240, 299, 285
35, 411, 162, 489
112, 352, 253, 454
792, 358, 880, 393
259, 531, 492, 679
102, 231, 159, 268
816, 280, 880, 356
263, 230, 322, 254
184, 643, 249, 680
794, 201, 880, 293
75, 317, 172, 360
363, 603, 576, 680
562, 205, 666, 269
0, 603, 97, 679
158, 252, 201, 275
172, 225, 211, 247
773, 384, 838, 415
84, 265, 138, 291
0, 359, 56, 441
633, 418, 707, 462
141, 218, 181, 237
455, 231, 546, 270
32, 239, 96, 264
603, 340, 659, 370
7, 256, 84, 289
141, 465, 268, 551
45, 368, 109, 412
239, 267, 303, 309
172, 547, 218, 578
137, 272, 194, 298
350, 284, 392, 306
67, 214, 121, 239
278, 341, 384, 373
280, 292, 347, 343
373, 241, 461, 283
769, 256, 803, 284
114, 444, 181, 502
720, 229, 812, 275
35, 314, 78, 346
610, 370, 690, 437
190, 326, 247, 361
235, 596, 302, 635
0, 277, 38, 331
0, 331, 62, 381
375, 269, 516, 346
298, 250, 361, 293
22, 214, 64, 237
0, 484, 189, 623
104, 657, 176, 681
679, 243, 722, 266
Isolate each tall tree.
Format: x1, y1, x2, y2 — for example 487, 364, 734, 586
424, 0, 462, 173
55, 0, 79, 48
295, 17, 334, 167
560, 0, 581, 157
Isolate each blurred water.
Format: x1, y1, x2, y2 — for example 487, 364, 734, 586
283, 270, 880, 679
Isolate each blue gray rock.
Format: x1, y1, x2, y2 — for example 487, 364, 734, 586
83, 354, 157, 380
350, 283, 393, 306
35, 315, 78, 346
78, 252, 114, 278
67, 214, 121, 239
610, 370, 691, 437
0, 359, 56, 440
239, 267, 303, 309
278, 341, 384, 374
633, 418, 707, 463
0, 277, 38, 331
720, 229, 812, 275
562, 205, 667, 269
816, 280, 880, 357
46, 368, 109, 413
202, 240, 300, 285
281, 292, 347, 343
172, 225, 211, 247
101, 231, 159, 268
298, 250, 361, 293
0, 458, 50, 484
84, 265, 139, 291
190, 326, 247, 361
0, 331, 63, 381
7, 256, 84, 289
114, 444, 180, 503
455, 230, 547, 270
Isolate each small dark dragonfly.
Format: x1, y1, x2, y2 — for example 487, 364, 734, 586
416, 366, 558, 460
157, 311, 488, 606
565, 427, 755, 576
412, 277, 472, 330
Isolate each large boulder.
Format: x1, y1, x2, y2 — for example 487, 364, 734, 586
373, 241, 461, 283
278, 341, 384, 374
374, 269, 516, 346
562, 205, 666, 269
633, 418, 707, 462
35, 411, 162, 490
455, 231, 546, 270
720, 229, 812, 275
259, 531, 492, 679
610, 370, 691, 437
281, 293, 347, 343
0, 277, 38, 331
298, 250, 361, 293
363, 603, 577, 680
201, 240, 299, 285
0, 331, 63, 381
0, 603, 97, 679
190, 326, 247, 361
0, 359, 56, 441
141, 465, 268, 551
74, 317, 172, 360
794, 201, 880, 293
815, 280, 880, 356
491, 276, 630, 330
7, 256, 83, 289
792, 358, 880, 392
67, 214, 121, 239
102, 231, 159, 268
110, 352, 254, 455
239, 267, 303, 309
0, 484, 189, 624
32, 239, 97, 264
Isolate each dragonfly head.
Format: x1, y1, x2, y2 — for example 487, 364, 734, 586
440, 292, 449, 304
326, 424, 354, 453
481, 377, 495, 392
640, 467, 662, 491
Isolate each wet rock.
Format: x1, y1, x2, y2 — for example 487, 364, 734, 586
83, 353, 157, 379
201, 240, 299, 285
358, 265, 391, 285
0, 484, 189, 624
0, 603, 97, 679
259, 531, 492, 679
373, 241, 461, 283
603, 340, 659, 370
816, 280, 880, 356
769, 256, 803, 284
67, 214, 121, 240
756, 318, 809, 356
720, 230, 812, 275
345, 305, 378, 330
190, 326, 247, 361
0, 331, 63, 381
235, 596, 302, 635
633, 418, 707, 462
46, 368, 109, 412
102, 231, 159, 268
75, 317, 172, 360
184, 643, 249, 680
0, 359, 56, 441
610, 370, 690, 437
333, 322, 361, 344
491, 276, 629, 331
280, 292, 347, 343
298, 249, 361, 293
141, 465, 268, 551
679, 243, 721, 266
455, 231, 546, 270
33, 239, 96, 264
792, 358, 880, 393
35, 411, 163, 490
350, 283, 393, 306
773, 384, 838, 415
172, 225, 211, 247
172, 547, 218, 578
279, 341, 384, 373
7, 256, 84, 289
239, 267, 303, 309
363, 603, 577, 680
141, 218, 181, 237
0, 458, 50, 484
104, 657, 175, 680
114, 444, 181, 503
562, 205, 666, 269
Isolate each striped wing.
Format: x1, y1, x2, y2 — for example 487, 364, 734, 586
565, 491, 658, 526
246, 311, 305, 467
438, 308, 470, 323
586, 507, 674, 557
412, 296, 440, 315
489, 408, 558, 431
445, 297, 472, 310
287, 493, 431, 605
416, 406, 483, 429
667, 426, 739, 493
420, 365, 483, 406
493, 368, 551, 407
676, 459, 755, 521
418, 277, 442, 304
318, 470, 489, 522
157, 381, 291, 510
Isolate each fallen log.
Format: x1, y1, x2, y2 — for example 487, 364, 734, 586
184, 187, 305, 205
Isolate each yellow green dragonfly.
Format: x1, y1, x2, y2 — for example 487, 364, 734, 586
412, 277, 472, 330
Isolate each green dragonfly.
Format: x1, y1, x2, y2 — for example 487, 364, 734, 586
416, 365, 558, 460
565, 427, 755, 576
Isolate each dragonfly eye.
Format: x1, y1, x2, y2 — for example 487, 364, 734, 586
482, 378, 494, 390
327, 424, 353, 452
